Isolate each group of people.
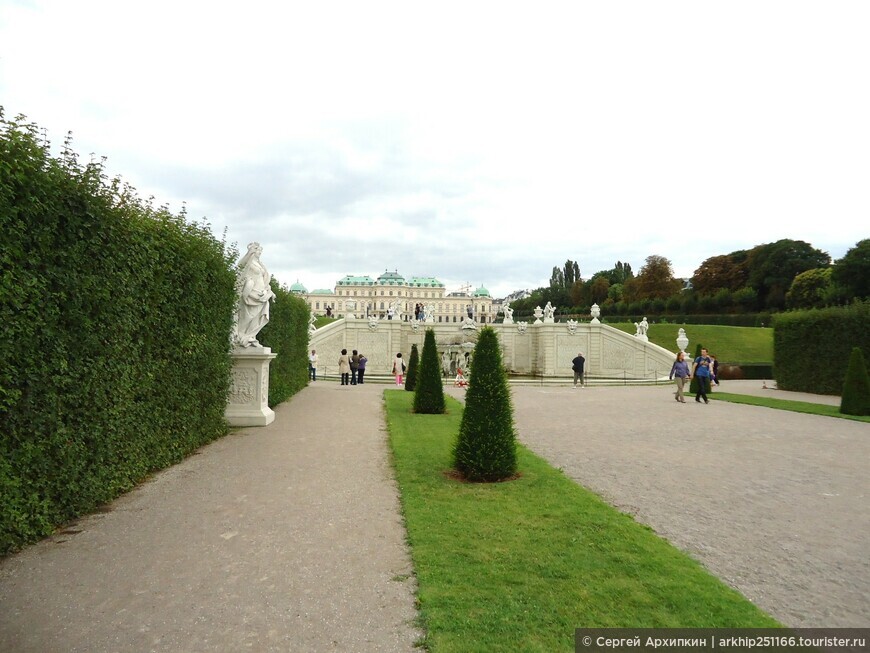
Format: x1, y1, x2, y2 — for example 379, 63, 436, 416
335, 349, 369, 385
413, 303, 426, 321
669, 348, 719, 403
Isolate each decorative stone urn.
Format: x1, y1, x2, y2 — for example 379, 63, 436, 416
676, 328, 689, 354
590, 303, 601, 324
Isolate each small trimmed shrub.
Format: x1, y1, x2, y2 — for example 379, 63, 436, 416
840, 347, 870, 416
453, 326, 517, 481
405, 344, 420, 391
413, 329, 445, 414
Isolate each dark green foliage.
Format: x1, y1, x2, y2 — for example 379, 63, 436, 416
0, 113, 236, 554
832, 239, 870, 300
405, 344, 420, 391
258, 279, 310, 407
840, 347, 870, 416
774, 302, 870, 395
452, 326, 517, 481
413, 329, 445, 414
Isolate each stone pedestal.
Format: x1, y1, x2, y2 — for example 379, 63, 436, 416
226, 346, 277, 427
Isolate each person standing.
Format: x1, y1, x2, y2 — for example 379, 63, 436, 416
669, 351, 690, 403
350, 350, 360, 385
357, 353, 367, 384
338, 348, 351, 386
710, 354, 720, 387
309, 349, 318, 382
393, 352, 405, 386
571, 352, 586, 388
692, 347, 712, 404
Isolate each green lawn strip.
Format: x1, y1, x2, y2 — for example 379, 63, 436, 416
384, 392, 780, 652
707, 392, 870, 423
608, 323, 773, 363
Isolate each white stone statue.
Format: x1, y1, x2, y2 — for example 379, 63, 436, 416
533, 306, 544, 324
308, 312, 317, 334
393, 301, 403, 321
543, 301, 555, 322
566, 319, 578, 334
590, 303, 601, 324
634, 316, 649, 341
424, 303, 436, 323
233, 242, 276, 348
368, 315, 379, 330
502, 302, 514, 324
517, 321, 528, 334
461, 313, 477, 330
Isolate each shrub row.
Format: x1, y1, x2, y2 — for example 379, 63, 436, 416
1, 114, 239, 554
773, 301, 870, 395
259, 279, 311, 407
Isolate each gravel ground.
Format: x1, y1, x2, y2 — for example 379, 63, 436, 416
469, 383, 869, 628
0, 382, 421, 653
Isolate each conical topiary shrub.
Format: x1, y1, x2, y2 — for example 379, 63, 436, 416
840, 347, 870, 416
413, 328, 445, 414
405, 344, 420, 391
452, 326, 517, 482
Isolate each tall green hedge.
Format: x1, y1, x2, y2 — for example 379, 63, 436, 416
0, 113, 237, 554
258, 278, 311, 406
773, 301, 870, 395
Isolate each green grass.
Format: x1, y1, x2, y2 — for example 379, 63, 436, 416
708, 392, 870, 423
385, 392, 780, 652
607, 323, 773, 363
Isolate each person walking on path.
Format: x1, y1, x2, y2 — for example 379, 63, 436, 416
357, 353, 367, 384
338, 348, 351, 386
693, 347, 712, 404
393, 353, 405, 386
571, 352, 586, 388
350, 350, 360, 385
308, 349, 318, 382
669, 351, 690, 403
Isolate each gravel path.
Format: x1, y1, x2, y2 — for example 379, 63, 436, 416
489, 384, 870, 628
0, 382, 420, 653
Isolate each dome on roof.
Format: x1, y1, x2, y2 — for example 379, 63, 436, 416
377, 270, 405, 285
289, 281, 308, 293
472, 285, 491, 297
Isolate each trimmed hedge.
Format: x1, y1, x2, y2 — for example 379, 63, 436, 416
1, 113, 237, 554
258, 279, 311, 407
405, 343, 420, 391
452, 326, 517, 481
840, 347, 870, 416
774, 302, 870, 395
413, 329, 445, 414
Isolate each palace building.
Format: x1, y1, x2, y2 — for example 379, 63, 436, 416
291, 270, 495, 324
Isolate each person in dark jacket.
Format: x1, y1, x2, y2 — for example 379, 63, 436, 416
350, 350, 360, 385
357, 353, 367, 384
571, 352, 586, 388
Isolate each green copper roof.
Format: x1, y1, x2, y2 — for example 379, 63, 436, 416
408, 276, 445, 288
336, 275, 376, 286
377, 270, 406, 285
310, 288, 334, 295
473, 285, 491, 297
289, 281, 308, 293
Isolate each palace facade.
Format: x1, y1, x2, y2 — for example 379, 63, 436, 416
290, 270, 495, 324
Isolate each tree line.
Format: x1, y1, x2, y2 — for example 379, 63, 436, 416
509, 238, 870, 318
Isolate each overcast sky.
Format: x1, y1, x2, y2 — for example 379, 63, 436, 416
2, 1, 868, 298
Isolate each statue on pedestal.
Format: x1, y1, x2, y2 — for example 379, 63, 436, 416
634, 316, 649, 341
543, 301, 555, 322
533, 306, 544, 324
502, 302, 514, 324
233, 242, 275, 348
